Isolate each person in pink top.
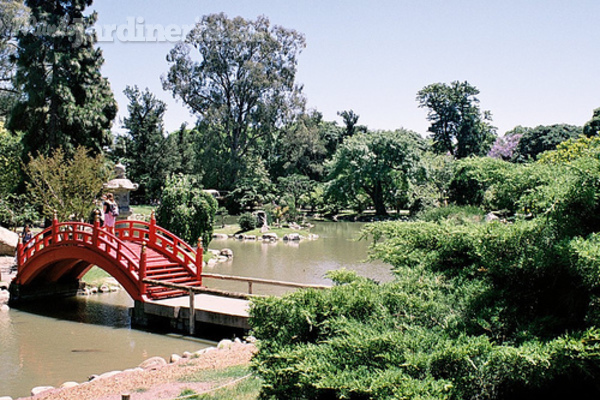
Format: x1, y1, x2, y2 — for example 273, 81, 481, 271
102, 193, 118, 234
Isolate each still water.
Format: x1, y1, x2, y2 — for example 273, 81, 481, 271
0, 221, 392, 398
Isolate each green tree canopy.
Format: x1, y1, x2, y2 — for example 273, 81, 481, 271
116, 85, 178, 202
163, 13, 306, 190
0, 0, 28, 117
8, 0, 117, 157
417, 80, 496, 158
325, 129, 424, 216
0, 119, 22, 195
25, 146, 109, 221
511, 124, 582, 162
155, 174, 217, 246
583, 107, 600, 137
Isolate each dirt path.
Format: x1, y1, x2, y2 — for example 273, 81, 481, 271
19, 342, 257, 400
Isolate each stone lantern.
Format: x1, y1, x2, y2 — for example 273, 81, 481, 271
104, 162, 139, 220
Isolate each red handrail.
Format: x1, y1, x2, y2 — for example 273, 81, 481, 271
114, 214, 202, 279
18, 221, 141, 279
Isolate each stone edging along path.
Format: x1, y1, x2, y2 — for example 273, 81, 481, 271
12, 338, 257, 400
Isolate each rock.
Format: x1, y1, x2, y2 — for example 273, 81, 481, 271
169, 353, 181, 363
1, 304, 9, 312
89, 287, 98, 294
217, 339, 233, 349
194, 347, 216, 356
0, 396, 13, 400
212, 233, 229, 240
31, 386, 54, 396
60, 381, 79, 389
0, 226, 18, 256
283, 233, 301, 241
234, 337, 242, 344
88, 374, 99, 381
219, 248, 233, 258
217, 256, 229, 263
262, 233, 278, 241
98, 284, 109, 293
234, 234, 245, 240
245, 335, 257, 343
0, 290, 9, 304
485, 212, 500, 222
98, 370, 121, 379
244, 235, 257, 240
182, 351, 193, 358
138, 356, 167, 370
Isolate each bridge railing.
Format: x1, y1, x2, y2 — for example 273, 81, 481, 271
17, 217, 141, 278
114, 212, 203, 281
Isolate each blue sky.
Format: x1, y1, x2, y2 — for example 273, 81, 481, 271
91, 0, 600, 137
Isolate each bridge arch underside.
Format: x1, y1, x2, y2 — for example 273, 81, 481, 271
16, 246, 142, 302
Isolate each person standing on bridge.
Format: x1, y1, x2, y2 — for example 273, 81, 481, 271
102, 193, 118, 234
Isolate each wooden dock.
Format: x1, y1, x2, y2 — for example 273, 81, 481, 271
142, 293, 250, 330
132, 276, 330, 335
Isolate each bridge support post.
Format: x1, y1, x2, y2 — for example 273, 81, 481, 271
196, 238, 203, 284
16, 235, 22, 273
188, 288, 195, 336
149, 211, 157, 245
139, 242, 147, 296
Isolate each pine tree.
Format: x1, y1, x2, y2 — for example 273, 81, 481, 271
8, 0, 117, 157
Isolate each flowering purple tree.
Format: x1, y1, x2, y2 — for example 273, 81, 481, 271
488, 133, 522, 161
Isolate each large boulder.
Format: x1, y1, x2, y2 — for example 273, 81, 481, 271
0, 226, 18, 256
138, 356, 167, 370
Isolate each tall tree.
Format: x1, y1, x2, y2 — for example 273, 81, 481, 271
8, 0, 117, 157
326, 129, 423, 216
417, 81, 496, 158
583, 107, 600, 137
0, 0, 28, 117
163, 13, 306, 190
337, 109, 366, 143
120, 85, 177, 202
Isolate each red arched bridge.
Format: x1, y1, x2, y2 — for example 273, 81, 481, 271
12, 213, 204, 302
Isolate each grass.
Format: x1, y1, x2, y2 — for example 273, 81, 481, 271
131, 205, 155, 216
178, 365, 261, 400
81, 266, 112, 286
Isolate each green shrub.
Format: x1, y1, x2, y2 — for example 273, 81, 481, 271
238, 213, 256, 232
156, 174, 217, 245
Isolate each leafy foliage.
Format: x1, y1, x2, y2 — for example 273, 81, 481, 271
156, 174, 217, 246
511, 124, 581, 163
0, 120, 22, 195
24, 146, 109, 221
116, 85, 179, 202
8, 0, 117, 156
238, 212, 256, 232
583, 107, 600, 137
0, 0, 29, 117
163, 13, 306, 190
325, 129, 424, 215
417, 81, 496, 158
251, 141, 600, 397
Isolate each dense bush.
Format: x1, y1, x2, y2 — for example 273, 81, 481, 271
156, 174, 217, 245
238, 212, 257, 232
250, 144, 600, 398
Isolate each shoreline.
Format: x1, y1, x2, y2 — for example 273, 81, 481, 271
13, 340, 257, 400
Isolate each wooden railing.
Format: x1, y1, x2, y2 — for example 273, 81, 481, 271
201, 273, 330, 295
114, 212, 203, 282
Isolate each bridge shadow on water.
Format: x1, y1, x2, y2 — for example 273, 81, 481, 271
13, 292, 247, 342
14, 293, 133, 328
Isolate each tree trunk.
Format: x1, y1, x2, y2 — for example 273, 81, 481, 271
370, 181, 388, 216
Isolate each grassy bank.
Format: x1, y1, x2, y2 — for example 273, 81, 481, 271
178, 365, 261, 400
